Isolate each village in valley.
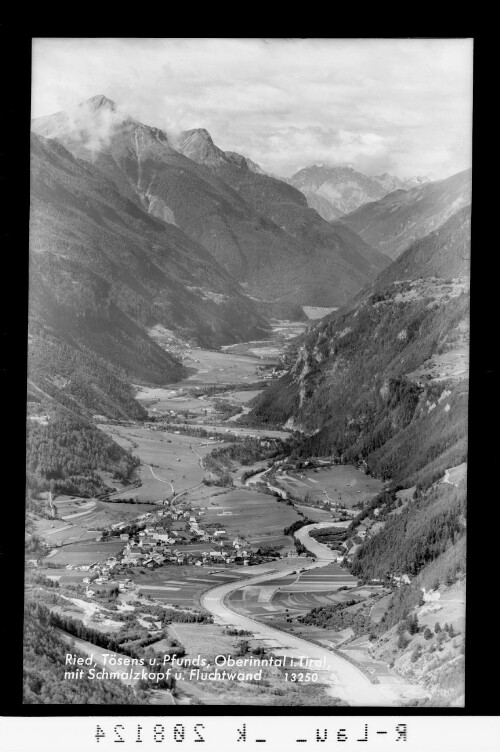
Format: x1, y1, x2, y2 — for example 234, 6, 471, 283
25, 40, 470, 707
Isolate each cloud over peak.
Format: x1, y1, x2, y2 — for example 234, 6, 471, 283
31, 38, 473, 180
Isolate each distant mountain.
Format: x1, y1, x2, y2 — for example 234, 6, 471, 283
288, 165, 430, 221
290, 165, 388, 216
175, 128, 265, 174
296, 189, 345, 222
338, 169, 472, 260
174, 128, 390, 310
32, 97, 389, 315
372, 172, 430, 194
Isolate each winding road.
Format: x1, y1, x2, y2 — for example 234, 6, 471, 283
147, 464, 175, 493
200, 522, 396, 706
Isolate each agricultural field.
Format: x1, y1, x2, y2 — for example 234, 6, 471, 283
33, 518, 99, 546
268, 564, 358, 592
189, 487, 302, 542
98, 426, 221, 501
134, 387, 218, 417
177, 347, 266, 387
161, 623, 260, 661
293, 504, 333, 521
369, 594, 392, 624
227, 564, 361, 621
133, 566, 243, 606
54, 497, 158, 527
273, 464, 383, 508
175, 423, 290, 440
221, 320, 305, 357
41, 539, 125, 567
33, 496, 159, 548
222, 389, 262, 406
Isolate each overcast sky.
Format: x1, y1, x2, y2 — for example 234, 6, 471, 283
31, 38, 473, 180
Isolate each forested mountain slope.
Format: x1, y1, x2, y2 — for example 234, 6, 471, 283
250, 205, 470, 582
289, 164, 429, 219
28, 129, 266, 495
32, 97, 388, 314
338, 169, 472, 260
30, 132, 267, 356
23, 600, 146, 704
175, 127, 389, 310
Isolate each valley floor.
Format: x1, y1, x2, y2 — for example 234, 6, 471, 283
27, 319, 463, 707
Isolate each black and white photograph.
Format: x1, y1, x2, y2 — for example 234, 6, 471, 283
24, 37, 472, 708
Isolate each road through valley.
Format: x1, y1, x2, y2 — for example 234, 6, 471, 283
200, 523, 395, 706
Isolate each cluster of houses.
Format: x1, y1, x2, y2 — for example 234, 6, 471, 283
335, 515, 386, 564
105, 505, 264, 570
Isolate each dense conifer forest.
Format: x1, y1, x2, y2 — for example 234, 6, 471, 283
26, 407, 140, 497
23, 601, 147, 704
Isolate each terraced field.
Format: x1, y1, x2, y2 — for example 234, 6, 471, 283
134, 566, 245, 606
227, 563, 359, 620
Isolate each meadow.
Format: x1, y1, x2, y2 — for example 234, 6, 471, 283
189, 488, 302, 542
53, 497, 159, 526
98, 426, 220, 501
162, 622, 258, 660
34, 518, 98, 546
274, 464, 383, 508
41, 540, 126, 566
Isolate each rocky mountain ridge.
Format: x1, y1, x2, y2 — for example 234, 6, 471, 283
32, 96, 389, 315
289, 163, 430, 220
338, 169, 472, 259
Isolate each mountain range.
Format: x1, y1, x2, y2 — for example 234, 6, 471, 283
250, 202, 470, 452
29, 94, 471, 431
289, 164, 430, 220
337, 169, 472, 259
27, 92, 472, 707
32, 96, 389, 319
